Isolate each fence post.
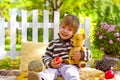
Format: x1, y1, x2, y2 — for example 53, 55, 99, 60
43, 10, 49, 42
32, 10, 38, 42
54, 11, 59, 39
9, 9, 17, 59
84, 18, 90, 49
21, 10, 27, 41
0, 18, 5, 59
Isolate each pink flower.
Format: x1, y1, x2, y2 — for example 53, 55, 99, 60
103, 36, 106, 39
100, 47, 104, 51
96, 32, 99, 35
114, 32, 120, 37
109, 40, 113, 44
107, 27, 115, 32
116, 38, 120, 42
99, 35, 103, 39
100, 22, 109, 30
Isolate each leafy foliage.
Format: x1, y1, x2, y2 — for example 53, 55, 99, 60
0, 56, 20, 69
95, 3, 120, 27
0, 56, 12, 69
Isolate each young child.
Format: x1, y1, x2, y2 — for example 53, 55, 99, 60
28, 14, 92, 80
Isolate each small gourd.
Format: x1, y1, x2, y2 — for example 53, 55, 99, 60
28, 60, 43, 72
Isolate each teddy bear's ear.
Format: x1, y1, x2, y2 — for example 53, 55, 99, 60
82, 33, 87, 39
79, 28, 84, 34
73, 33, 78, 36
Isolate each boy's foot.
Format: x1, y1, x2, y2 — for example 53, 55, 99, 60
28, 71, 41, 80
13, 70, 22, 76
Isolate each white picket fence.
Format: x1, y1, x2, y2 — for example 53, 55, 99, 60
0, 9, 90, 59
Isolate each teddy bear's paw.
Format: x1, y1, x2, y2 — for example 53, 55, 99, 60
81, 47, 86, 51
63, 59, 70, 64
78, 61, 87, 68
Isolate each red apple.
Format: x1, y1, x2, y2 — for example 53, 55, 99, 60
105, 70, 115, 79
99, 78, 105, 80
54, 56, 63, 64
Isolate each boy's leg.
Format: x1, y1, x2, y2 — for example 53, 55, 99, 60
59, 64, 80, 80
38, 68, 60, 80
28, 68, 60, 80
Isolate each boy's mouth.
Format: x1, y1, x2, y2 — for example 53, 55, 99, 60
61, 33, 67, 37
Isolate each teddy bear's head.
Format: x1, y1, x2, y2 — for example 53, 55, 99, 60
72, 33, 87, 47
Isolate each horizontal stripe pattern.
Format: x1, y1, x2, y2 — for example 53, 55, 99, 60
42, 38, 92, 67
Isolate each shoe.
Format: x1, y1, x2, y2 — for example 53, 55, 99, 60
13, 70, 22, 76
28, 71, 41, 80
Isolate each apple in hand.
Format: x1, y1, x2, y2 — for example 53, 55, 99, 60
54, 56, 63, 64
99, 78, 105, 80
105, 70, 115, 79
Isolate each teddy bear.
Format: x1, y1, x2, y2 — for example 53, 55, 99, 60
65, 32, 87, 68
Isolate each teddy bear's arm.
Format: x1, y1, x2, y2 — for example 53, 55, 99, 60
64, 48, 76, 64
81, 47, 85, 51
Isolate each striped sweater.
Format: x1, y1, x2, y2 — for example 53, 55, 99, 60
42, 38, 92, 68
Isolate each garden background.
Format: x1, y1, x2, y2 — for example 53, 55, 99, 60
0, 0, 120, 69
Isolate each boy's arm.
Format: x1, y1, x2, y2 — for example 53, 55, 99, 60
42, 42, 54, 68
80, 48, 92, 62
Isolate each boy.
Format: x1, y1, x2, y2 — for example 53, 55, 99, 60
28, 14, 92, 80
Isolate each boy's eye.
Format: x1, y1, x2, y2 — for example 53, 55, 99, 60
68, 28, 72, 31
61, 26, 65, 28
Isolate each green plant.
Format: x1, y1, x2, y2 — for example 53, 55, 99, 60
93, 22, 120, 56
0, 56, 12, 69
0, 56, 20, 69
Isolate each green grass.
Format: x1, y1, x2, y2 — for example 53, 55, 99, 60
89, 43, 104, 67
90, 43, 104, 59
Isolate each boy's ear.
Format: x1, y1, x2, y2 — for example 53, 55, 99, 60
73, 32, 77, 36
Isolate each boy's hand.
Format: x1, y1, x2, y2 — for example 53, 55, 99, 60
71, 51, 81, 60
54, 56, 63, 64
50, 57, 62, 68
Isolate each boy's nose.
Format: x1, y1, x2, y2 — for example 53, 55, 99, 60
63, 28, 68, 33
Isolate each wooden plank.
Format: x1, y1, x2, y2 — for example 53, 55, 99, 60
43, 10, 49, 42
84, 18, 90, 49
54, 11, 59, 39
9, 9, 17, 59
0, 18, 5, 59
21, 10, 27, 41
32, 10, 38, 42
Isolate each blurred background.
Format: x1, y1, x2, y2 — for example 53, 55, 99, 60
0, 0, 120, 69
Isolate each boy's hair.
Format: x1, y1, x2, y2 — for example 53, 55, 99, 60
60, 14, 80, 33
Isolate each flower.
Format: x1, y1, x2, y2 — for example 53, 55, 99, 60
93, 22, 120, 56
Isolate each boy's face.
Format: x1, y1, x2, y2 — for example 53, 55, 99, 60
59, 24, 74, 40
